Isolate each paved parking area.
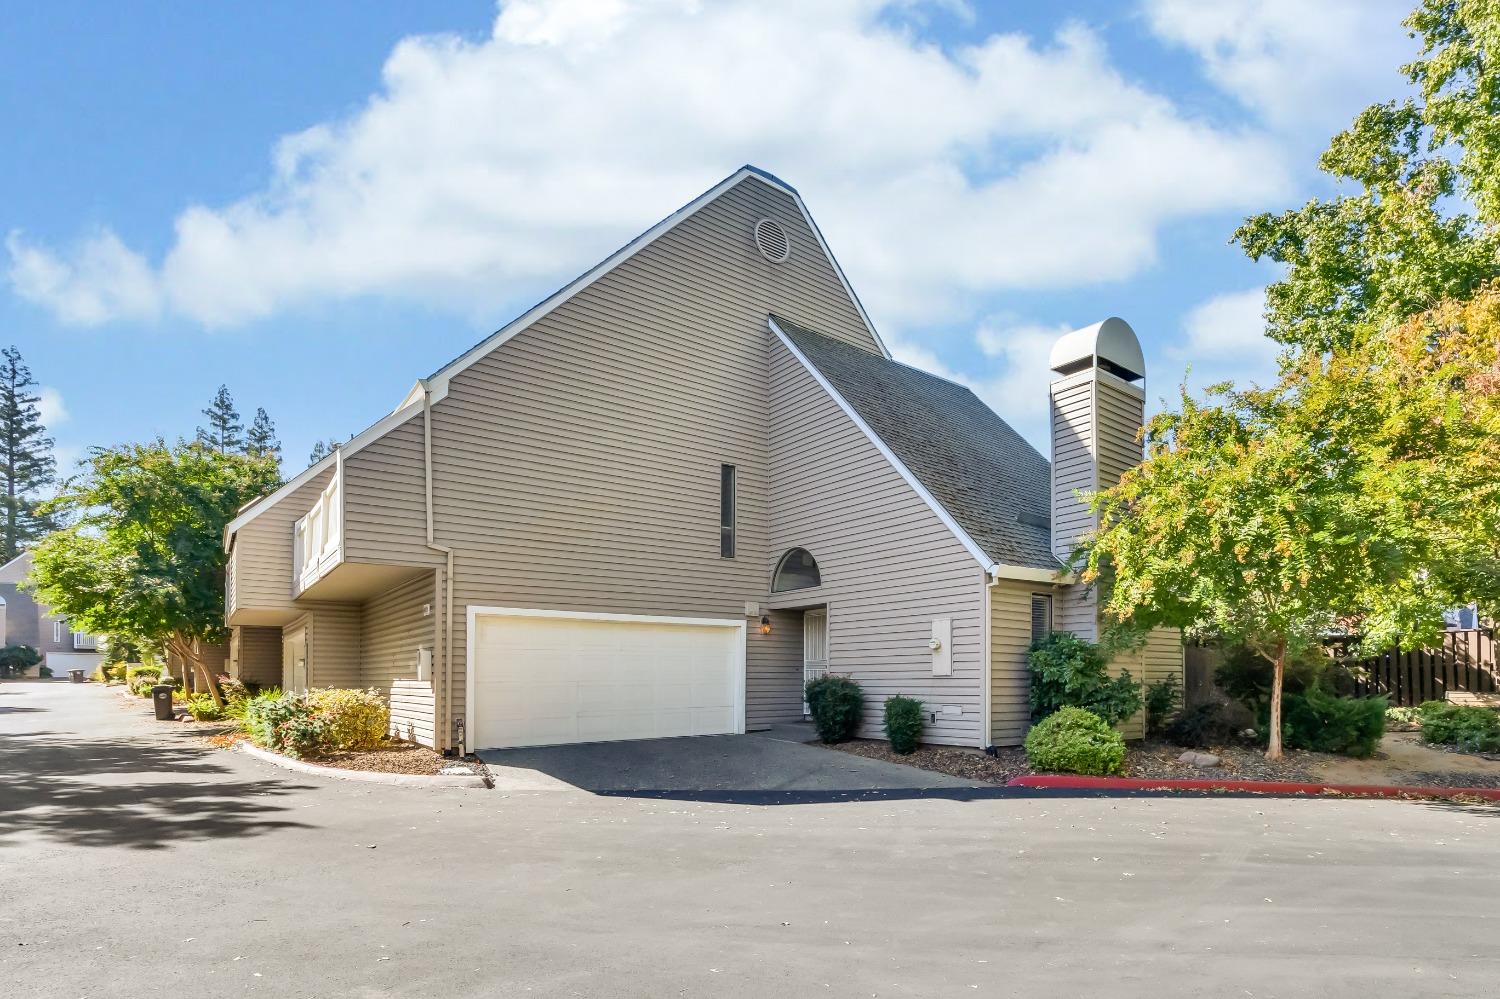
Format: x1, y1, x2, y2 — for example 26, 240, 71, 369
478, 723, 984, 795
6, 680, 1500, 998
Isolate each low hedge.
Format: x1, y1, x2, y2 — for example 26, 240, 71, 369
1417, 700, 1500, 753
805, 674, 863, 744
1260, 688, 1386, 758
242, 688, 390, 757
1023, 706, 1125, 776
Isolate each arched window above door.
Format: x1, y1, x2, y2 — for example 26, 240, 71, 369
772, 547, 821, 592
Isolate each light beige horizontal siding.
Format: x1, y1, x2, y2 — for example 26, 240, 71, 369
1116, 627, 1185, 740
360, 574, 436, 746
230, 466, 336, 618
746, 608, 805, 728
341, 416, 439, 570
990, 580, 1055, 746
767, 338, 986, 747
299, 604, 362, 689
422, 175, 879, 748
232, 626, 282, 688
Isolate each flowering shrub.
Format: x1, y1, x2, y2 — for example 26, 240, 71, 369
307, 688, 389, 750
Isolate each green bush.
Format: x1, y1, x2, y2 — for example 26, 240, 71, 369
1215, 644, 1328, 712
883, 695, 924, 754
1417, 700, 1500, 753
1144, 676, 1180, 738
1028, 632, 1141, 726
1024, 706, 1126, 776
1163, 702, 1232, 749
90, 666, 107, 683
1385, 706, 1422, 732
38, 665, 53, 678
1261, 688, 1387, 757
307, 688, 389, 750
184, 693, 225, 721
0, 644, 42, 678
243, 691, 315, 753
805, 674, 863, 744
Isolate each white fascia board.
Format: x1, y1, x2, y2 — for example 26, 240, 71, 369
991, 563, 1070, 584
420, 168, 889, 407
770, 316, 995, 575
222, 404, 422, 550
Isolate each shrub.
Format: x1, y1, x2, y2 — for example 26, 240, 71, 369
0, 644, 42, 678
275, 713, 329, 757
805, 674, 863, 743
38, 665, 53, 678
883, 695, 924, 754
1417, 701, 1500, 753
243, 691, 315, 752
1024, 706, 1126, 776
1262, 688, 1387, 757
91, 666, 107, 683
184, 694, 225, 721
307, 688, 389, 750
1215, 644, 1326, 712
1144, 676, 1180, 738
217, 675, 249, 703
1385, 706, 1422, 732
1163, 702, 1232, 749
1028, 632, 1141, 726
102, 662, 127, 683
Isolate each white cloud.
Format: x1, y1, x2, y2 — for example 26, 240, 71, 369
37, 387, 69, 428
8, 0, 1289, 330
1162, 286, 1281, 391
7, 229, 161, 326
1142, 0, 1414, 129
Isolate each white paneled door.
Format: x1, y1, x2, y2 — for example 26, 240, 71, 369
468, 609, 746, 750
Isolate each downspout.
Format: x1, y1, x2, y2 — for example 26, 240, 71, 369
420, 380, 457, 754
983, 566, 999, 754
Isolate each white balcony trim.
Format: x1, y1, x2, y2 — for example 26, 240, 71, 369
293, 465, 344, 596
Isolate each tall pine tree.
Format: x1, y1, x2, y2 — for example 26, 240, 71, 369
307, 438, 342, 465
0, 346, 59, 563
197, 385, 243, 453
246, 407, 280, 464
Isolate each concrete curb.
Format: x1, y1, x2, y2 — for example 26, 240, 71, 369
1007, 774, 1500, 801
234, 740, 490, 789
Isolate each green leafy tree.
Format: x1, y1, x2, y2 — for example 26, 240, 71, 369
1234, 0, 1500, 354
1080, 385, 1413, 759
27, 439, 279, 705
197, 385, 243, 454
0, 346, 60, 562
246, 407, 281, 467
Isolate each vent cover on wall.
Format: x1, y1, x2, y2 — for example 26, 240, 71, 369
753, 217, 791, 263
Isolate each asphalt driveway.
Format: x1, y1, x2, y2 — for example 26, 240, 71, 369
6, 679, 1500, 999
477, 724, 984, 796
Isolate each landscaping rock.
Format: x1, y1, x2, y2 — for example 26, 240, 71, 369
1177, 751, 1222, 768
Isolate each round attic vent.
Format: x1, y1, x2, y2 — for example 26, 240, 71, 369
753, 217, 791, 263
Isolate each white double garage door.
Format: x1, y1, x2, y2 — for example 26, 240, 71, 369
467, 608, 746, 750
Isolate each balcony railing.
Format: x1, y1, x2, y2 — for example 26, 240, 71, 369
293, 473, 342, 594
72, 631, 98, 650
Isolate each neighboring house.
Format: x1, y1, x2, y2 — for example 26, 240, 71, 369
0, 551, 103, 675
224, 165, 1182, 752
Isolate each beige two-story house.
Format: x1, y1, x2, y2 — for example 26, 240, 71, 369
0, 551, 103, 675
223, 166, 1181, 754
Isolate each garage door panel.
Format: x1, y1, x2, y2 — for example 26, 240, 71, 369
470, 612, 744, 750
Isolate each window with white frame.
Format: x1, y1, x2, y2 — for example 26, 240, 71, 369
54, 620, 63, 644
1030, 594, 1053, 647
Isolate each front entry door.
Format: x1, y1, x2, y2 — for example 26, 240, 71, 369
802, 609, 828, 714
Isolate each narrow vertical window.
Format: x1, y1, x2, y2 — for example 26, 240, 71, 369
1029, 594, 1052, 647
54, 620, 63, 644
720, 464, 736, 558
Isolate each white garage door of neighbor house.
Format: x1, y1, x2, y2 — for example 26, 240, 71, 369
468, 610, 746, 750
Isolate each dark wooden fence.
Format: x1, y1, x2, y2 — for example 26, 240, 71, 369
1346, 629, 1497, 706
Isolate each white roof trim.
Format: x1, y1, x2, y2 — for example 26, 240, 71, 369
229, 166, 891, 546
418, 167, 889, 407
770, 316, 997, 576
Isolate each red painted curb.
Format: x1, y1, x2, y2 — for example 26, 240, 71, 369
1006, 774, 1500, 801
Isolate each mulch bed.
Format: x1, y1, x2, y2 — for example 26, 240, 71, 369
820, 737, 1322, 784
303, 742, 473, 776
1407, 770, 1500, 790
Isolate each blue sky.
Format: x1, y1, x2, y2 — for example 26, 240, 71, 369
3, 0, 1416, 473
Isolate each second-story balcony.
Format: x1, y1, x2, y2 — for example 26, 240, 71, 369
293, 472, 342, 596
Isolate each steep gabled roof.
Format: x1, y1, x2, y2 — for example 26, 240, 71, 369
771, 315, 1059, 575
229, 165, 886, 547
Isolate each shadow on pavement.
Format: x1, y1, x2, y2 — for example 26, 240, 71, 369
0, 717, 314, 851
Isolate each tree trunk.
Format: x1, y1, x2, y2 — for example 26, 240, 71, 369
168, 635, 225, 707
1266, 642, 1287, 761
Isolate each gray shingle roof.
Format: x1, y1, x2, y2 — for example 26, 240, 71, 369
774, 315, 1059, 572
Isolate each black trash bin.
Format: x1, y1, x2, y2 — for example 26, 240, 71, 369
152, 683, 176, 720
